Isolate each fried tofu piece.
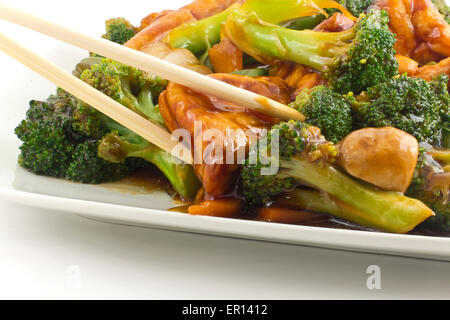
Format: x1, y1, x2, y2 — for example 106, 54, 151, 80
412, 0, 450, 57
376, 0, 418, 56
396, 54, 419, 75
159, 74, 293, 196
415, 56, 450, 87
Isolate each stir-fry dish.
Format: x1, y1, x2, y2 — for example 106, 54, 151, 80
15, 0, 450, 235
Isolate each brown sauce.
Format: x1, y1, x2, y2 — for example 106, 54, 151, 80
101, 169, 445, 237
169, 196, 446, 236
100, 166, 182, 202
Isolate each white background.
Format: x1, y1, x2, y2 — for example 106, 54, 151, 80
0, 0, 450, 299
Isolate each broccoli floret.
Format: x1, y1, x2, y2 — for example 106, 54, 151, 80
240, 121, 434, 233
343, 0, 373, 17
352, 74, 450, 147
102, 18, 136, 45
407, 146, 450, 234
290, 86, 353, 143
224, 9, 398, 94
66, 140, 143, 184
432, 0, 450, 24
15, 89, 135, 183
73, 56, 103, 78
98, 131, 202, 200
15, 101, 76, 178
80, 58, 167, 127
277, 188, 376, 229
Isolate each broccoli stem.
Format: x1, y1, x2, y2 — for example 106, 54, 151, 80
99, 133, 201, 200
280, 157, 434, 233
73, 56, 103, 78
112, 80, 165, 128
278, 188, 371, 224
225, 9, 398, 94
165, 3, 241, 54
241, 0, 352, 23
136, 88, 166, 127
164, 0, 354, 54
430, 149, 450, 166
224, 10, 354, 69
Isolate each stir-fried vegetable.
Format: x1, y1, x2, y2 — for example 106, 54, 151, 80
223, 9, 398, 94
240, 121, 433, 233
165, 0, 355, 54
13, 0, 450, 235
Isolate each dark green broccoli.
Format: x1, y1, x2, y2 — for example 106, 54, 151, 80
290, 86, 353, 143
80, 58, 167, 127
15, 88, 138, 183
66, 140, 147, 184
407, 147, 450, 234
432, 0, 450, 24
102, 18, 137, 45
224, 9, 398, 94
240, 121, 434, 233
352, 74, 450, 147
78, 59, 201, 200
328, 0, 373, 17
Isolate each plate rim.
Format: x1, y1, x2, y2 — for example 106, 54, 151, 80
2, 186, 450, 262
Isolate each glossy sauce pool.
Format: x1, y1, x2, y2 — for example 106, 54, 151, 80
102, 168, 444, 237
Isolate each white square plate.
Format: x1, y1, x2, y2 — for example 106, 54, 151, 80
1, 0, 449, 262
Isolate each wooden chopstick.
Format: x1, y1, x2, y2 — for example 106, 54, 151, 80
0, 32, 194, 164
0, 3, 305, 122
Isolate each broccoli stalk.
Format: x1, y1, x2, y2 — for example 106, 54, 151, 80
99, 131, 202, 200
351, 74, 450, 147
290, 85, 353, 143
102, 18, 137, 45
164, 0, 355, 54
224, 9, 398, 94
164, 3, 242, 54
280, 14, 327, 30
241, 121, 434, 233
277, 188, 375, 227
407, 147, 450, 234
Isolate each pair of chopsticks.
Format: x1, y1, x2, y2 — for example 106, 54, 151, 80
0, 3, 305, 164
